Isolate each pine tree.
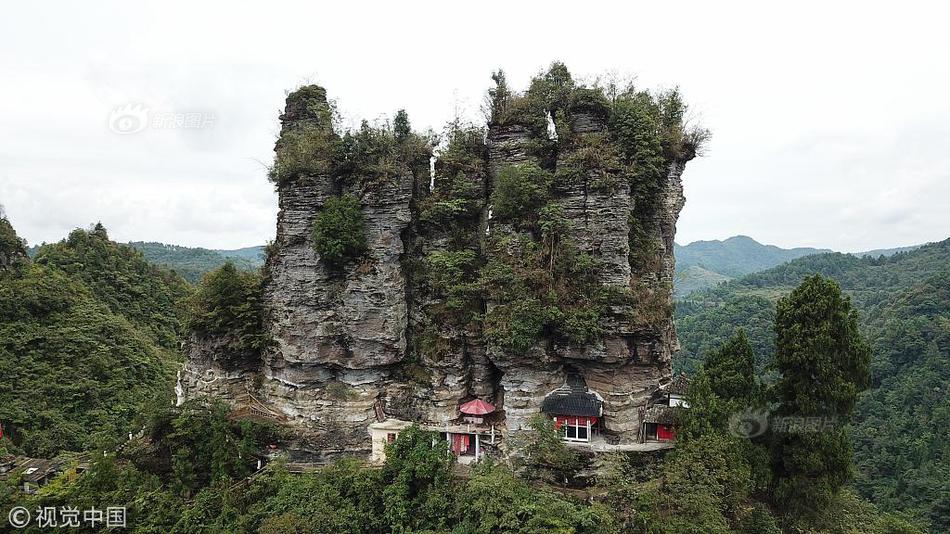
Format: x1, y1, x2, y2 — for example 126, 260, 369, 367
393, 109, 411, 142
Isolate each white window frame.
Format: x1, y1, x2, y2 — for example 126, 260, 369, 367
562, 417, 592, 443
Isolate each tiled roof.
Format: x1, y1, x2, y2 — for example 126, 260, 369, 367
667, 373, 691, 396
541, 373, 603, 417
642, 404, 677, 425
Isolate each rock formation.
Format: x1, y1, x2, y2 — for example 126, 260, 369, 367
180, 64, 701, 459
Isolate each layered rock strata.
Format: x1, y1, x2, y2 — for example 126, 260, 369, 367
180, 70, 697, 456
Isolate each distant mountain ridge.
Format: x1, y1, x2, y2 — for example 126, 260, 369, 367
676, 235, 831, 277
673, 235, 922, 297
128, 242, 265, 283
674, 236, 831, 297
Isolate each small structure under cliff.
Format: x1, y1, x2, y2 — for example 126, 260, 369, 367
180, 64, 703, 462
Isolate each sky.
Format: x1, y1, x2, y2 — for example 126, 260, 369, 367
1, 1, 948, 252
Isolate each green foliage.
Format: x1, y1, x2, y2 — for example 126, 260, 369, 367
457, 462, 617, 534
679, 330, 765, 443
129, 241, 263, 283
676, 240, 950, 528
311, 194, 368, 270
490, 162, 553, 222
487, 69, 549, 134
270, 122, 339, 184
774, 275, 871, 416
0, 215, 27, 269
0, 264, 174, 456
0, 223, 184, 457
704, 329, 760, 405
770, 275, 869, 517
271, 86, 431, 187
554, 132, 623, 192
185, 262, 269, 357
609, 434, 763, 534
480, 226, 614, 354
393, 109, 411, 142
35, 225, 191, 348
420, 123, 486, 227
484, 297, 554, 355
423, 249, 480, 323
380, 425, 455, 531
514, 414, 584, 483
141, 398, 278, 494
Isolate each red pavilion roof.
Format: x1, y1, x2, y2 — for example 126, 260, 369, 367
459, 399, 495, 415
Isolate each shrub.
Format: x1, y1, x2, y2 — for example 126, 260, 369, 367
490, 162, 553, 221
484, 298, 554, 354
0, 216, 27, 261
311, 194, 368, 270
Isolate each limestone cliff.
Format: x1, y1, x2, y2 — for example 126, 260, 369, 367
180, 64, 702, 458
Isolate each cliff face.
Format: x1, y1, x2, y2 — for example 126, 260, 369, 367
180, 65, 699, 456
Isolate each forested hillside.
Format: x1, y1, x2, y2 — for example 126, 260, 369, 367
675, 239, 950, 530
0, 221, 190, 457
674, 236, 831, 297
128, 242, 264, 283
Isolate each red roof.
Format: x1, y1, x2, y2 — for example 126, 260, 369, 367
459, 399, 495, 415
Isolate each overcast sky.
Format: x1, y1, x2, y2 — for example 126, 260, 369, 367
1, 1, 948, 252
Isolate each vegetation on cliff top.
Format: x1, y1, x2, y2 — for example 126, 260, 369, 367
185, 262, 269, 357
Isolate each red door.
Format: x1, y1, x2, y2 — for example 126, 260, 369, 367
657, 424, 676, 441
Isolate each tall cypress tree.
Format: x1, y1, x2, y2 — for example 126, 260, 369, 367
770, 274, 871, 516
705, 328, 759, 405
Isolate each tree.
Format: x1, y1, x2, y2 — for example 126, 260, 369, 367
770, 274, 871, 516
680, 329, 762, 442
705, 329, 760, 405
379, 425, 455, 532
393, 109, 411, 142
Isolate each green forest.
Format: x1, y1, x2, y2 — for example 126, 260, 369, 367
675, 241, 950, 530
127, 242, 264, 283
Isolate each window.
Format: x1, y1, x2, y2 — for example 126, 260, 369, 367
645, 423, 658, 441
562, 417, 591, 443
387, 433, 397, 443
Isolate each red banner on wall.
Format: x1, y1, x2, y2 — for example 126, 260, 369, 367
553, 416, 598, 429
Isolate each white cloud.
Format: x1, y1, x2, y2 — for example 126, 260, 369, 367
1, 0, 949, 251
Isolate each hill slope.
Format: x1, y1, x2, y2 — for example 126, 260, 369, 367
675, 235, 831, 278
674, 239, 950, 530
673, 236, 832, 296
0, 222, 190, 457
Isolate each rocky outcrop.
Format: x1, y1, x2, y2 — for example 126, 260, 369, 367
182, 67, 698, 454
